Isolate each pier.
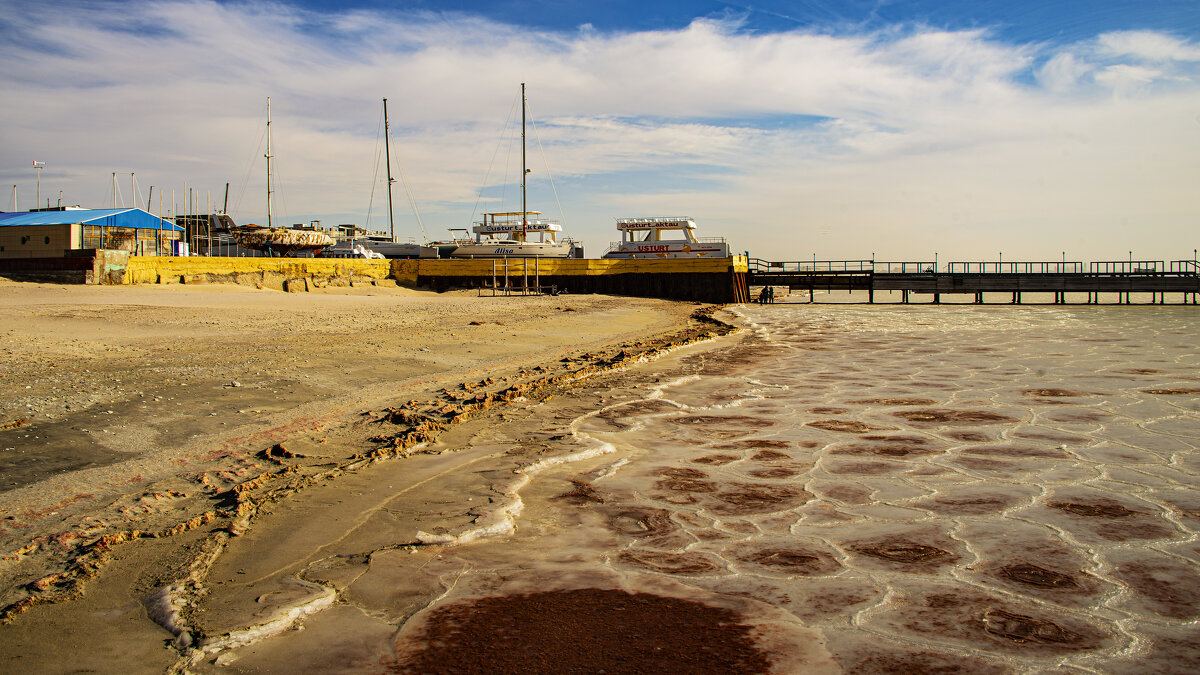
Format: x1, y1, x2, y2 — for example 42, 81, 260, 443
748, 259, 1200, 305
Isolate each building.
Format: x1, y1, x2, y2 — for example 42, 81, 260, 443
0, 208, 183, 258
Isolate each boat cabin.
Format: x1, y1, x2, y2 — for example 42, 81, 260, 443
603, 216, 730, 259
472, 211, 563, 244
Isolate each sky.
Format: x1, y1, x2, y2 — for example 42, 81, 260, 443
1, 0, 1198, 262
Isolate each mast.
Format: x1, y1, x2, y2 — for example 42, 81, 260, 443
521, 82, 527, 236
265, 97, 274, 229
383, 98, 396, 241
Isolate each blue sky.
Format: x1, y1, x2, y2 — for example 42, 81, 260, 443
2, 0, 1198, 260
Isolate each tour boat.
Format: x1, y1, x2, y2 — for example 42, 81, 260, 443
450, 211, 575, 258
601, 217, 729, 259
451, 84, 578, 259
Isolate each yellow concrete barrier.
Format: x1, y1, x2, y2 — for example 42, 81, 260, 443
125, 256, 393, 285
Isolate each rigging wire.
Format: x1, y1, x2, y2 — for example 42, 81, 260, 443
525, 100, 567, 227
390, 125, 429, 243
468, 91, 521, 226
365, 104, 384, 233
231, 119, 268, 224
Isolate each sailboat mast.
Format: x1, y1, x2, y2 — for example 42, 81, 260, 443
521, 82, 527, 235
383, 98, 396, 241
265, 97, 274, 229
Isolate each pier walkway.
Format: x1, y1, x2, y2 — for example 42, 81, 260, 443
748, 259, 1200, 305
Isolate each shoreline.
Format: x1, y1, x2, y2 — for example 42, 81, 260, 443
0, 281, 737, 638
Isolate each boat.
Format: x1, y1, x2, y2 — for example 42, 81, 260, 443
232, 97, 334, 256
324, 225, 436, 259
451, 84, 578, 259
601, 216, 730, 259
450, 211, 575, 258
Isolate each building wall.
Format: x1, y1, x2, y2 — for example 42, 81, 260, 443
0, 224, 77, 258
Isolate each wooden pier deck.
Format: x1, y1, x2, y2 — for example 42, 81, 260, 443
748, 259, 1200, 304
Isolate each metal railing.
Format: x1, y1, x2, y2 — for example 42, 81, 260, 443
947, 261, 1084, 274
1169, 260, 1199, 274
1089, 260, 1166, 274
748, 259, 874, 273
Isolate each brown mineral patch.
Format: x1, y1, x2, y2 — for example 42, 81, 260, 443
1111, 558, 1200, 620
981, 609, 1083, 645
712, 439, 791, 450
952, 456, 1014, 472
808, 406, 850, 415
848, 398, 938, 406
816, 484, 873, 504
998, 563, 1080, 589
850, 540, 955, 565
1048, 501, 1138, 518
709, 483, 811, 515
944, 431, 991, 442
388, 588, 770, 674
829, 441, 939, 458
914, 495, 1016, 515
655, 473, 718, 493
1142, 387, 1200, 395
1023, 388, 1089, 397
1116, 368, 1163, 374
746, 466, 804, 479
691, 454, 739, 465
1010, 430, 1087, 444
750, 450, 790, 461
807, 419, 893, 433
837, 646, 1010, 675
607, 507, 677, 538
893, 409, 1018, 425
555, 479, 606, 505
617, 550, 723, 576
672, 415, 774, 429
825, 460, 905, 475
727, 543, 842, 576
961, 445, 1070, 459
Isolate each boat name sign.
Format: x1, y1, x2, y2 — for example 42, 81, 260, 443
475, 222, 561, 234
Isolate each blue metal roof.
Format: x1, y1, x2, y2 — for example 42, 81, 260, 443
0, 208, 182, 231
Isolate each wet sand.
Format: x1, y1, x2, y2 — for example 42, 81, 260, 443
2, 286, 1198, 673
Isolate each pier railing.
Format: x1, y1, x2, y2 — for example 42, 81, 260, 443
748, 259, 876, 273
1170, 260, 1199, 274
1089, 261, 1166, 274
947, 261, 1084, 274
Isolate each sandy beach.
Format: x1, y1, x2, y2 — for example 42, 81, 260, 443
0, 279, 726, 672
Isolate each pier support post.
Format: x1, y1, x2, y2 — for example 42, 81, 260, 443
933, 292, 940, 304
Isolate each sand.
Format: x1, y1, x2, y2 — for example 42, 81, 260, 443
0, 279, 727, 672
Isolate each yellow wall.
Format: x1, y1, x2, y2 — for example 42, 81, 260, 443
0, 224, 77, 258
124, 256, 393, 284
123, 255, 746, 285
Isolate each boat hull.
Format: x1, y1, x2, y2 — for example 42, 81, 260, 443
326, 240, 436, 259
450, 242, 574, 258
231, 228, 334, 255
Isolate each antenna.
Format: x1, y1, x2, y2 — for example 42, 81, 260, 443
32, 161, 45, 210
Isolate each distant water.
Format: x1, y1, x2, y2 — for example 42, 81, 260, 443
393, 304, 1200, 672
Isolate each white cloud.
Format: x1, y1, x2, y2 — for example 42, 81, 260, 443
1, 0, 1197, 261
1097, 30, 1200, 63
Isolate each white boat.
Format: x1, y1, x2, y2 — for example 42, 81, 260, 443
451, 211, 575, 258
325, 230, 435, 259
601, 216, 729, 259
451, 84, 578, 259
